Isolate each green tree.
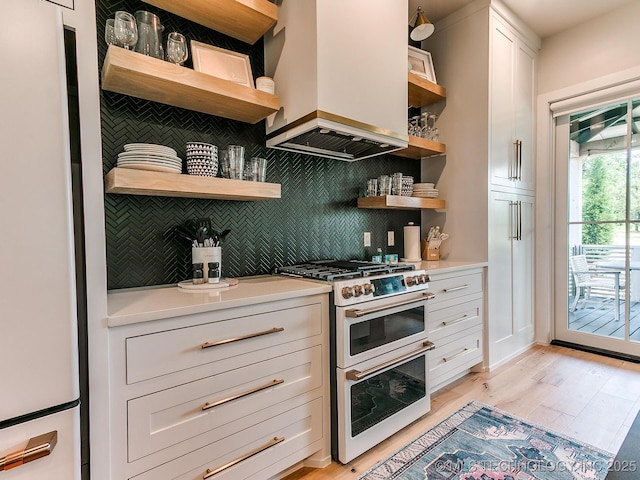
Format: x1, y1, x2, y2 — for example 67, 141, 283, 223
582, 155, 614, 245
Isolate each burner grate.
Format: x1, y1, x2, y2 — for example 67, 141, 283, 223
278, 260, 415, 282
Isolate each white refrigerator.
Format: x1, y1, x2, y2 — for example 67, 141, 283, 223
0, 0, 82, 477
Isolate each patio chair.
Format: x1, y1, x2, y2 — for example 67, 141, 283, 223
569, 254, 624, 321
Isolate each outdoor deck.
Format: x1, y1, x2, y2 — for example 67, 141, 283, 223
568, 297, 640, 340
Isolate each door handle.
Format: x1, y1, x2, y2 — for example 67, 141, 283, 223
346, 341, 436, 381
0, 431, 57, 471
345, 292, 434, 318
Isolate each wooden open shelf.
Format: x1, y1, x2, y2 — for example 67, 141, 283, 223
142, 0, 278, 45
101, 46, 279, 124
357, 195, 445, 211
105, 168, 281, 201
408, 72, 446, 108
393, 135, 446, 159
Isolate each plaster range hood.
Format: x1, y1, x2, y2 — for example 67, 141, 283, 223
264, 0, 408, 161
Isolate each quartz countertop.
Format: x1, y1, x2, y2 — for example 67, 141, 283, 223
107, 261, 485, 328
416, 259, 487, 275
107, 275, 332, 327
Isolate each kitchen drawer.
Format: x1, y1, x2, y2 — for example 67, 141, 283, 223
126, 302, 322, 384
128, 346, 322, 461
428, 298, 483, 342
427, 272, 483, 308
429, 325, 483, 390
130, 398, 323, 480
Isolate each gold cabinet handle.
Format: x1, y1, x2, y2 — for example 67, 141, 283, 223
201, 327, 284, 349
442, 314, 470, 326
203, 436, 285, 478
202, 379, 284, 411
346, 341, 435, 381
442, 284, 470, 293
0, 431, 57, 471
443, 348, 469, 362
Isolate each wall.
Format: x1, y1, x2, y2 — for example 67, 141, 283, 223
537, 1, 640, 95
97, 0, 420, 290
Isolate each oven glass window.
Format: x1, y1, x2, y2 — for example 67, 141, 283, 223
349, 305, 424, 356
350, 356, 426, 437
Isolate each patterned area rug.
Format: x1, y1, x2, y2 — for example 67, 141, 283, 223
358, 401, 614, 480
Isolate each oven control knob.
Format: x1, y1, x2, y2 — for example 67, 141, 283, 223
353, 285, 364, 297
341, 286, 355, 299
363, 284, 374, 296
418, 274, 428, 284
404, 276, 417, 287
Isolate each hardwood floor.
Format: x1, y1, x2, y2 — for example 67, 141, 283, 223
284, 344, 640, 480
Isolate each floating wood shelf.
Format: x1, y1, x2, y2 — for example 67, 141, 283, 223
105, 168, 281, 201
357, 195, 445, 211
393, 135, 446, 159
101, 46, 279, 124
142, 0, 278, 45
408, 72, 446, 108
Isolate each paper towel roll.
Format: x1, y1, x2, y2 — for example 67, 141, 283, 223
401, 223, 422, 262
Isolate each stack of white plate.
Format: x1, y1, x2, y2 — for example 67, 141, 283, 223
412, 183, 439, 198
116, 143, 182, 173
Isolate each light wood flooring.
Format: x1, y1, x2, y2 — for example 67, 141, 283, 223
284, 344, 640, 480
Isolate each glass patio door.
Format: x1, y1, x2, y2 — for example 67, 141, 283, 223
554, 98, 640, 356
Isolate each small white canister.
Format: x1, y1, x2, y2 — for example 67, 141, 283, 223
192, 246, 221, 283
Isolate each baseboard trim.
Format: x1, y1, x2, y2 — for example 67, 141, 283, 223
550, 340, 640, 363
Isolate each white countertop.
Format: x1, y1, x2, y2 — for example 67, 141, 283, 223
418, 259, 487, 275
106, 261, 485, 328
107, 275, 332, 327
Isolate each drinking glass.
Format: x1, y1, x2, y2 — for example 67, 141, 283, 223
366, 178, 378, 197
391, 172, 403, 195
420, 112, 431, 139
114, 11, 137, 50
105, 19, 119, 46
378, 175, 391, 195
165, 32, 188, 65
428, 113, 439, 141
221, 145, 245, 180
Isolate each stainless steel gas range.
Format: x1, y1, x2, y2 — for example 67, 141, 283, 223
278, 260, 435, 464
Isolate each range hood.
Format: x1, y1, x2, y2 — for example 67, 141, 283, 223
264, 0, 408, 161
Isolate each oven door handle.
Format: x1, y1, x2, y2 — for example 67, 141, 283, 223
345, 292, 435, 318
346, 341, 436, 381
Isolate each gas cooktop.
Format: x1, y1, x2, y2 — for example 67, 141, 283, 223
277, 259, 415, 282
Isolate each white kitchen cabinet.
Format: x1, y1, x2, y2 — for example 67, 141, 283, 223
107, 292, 330, 480
421, 0, 539, 369
488, 191, 534, 367
489, 12, 536, 192
426, 268, 485, 392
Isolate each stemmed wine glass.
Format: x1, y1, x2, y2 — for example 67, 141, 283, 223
165, 32, 188, 65
114, 11, 138, 51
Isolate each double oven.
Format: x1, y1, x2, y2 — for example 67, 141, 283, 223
279, 261, 435, 464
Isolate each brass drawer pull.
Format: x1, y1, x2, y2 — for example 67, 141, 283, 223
442, 284, 470, 293
346, 292, 434, 318
202, 379, 284, 411
442, 314, 470, 326
443, 348, 469, 362
203, 436, 285, 478
201, 327, 284, 349
346, 341, 435, 381
0, 431, 57, 471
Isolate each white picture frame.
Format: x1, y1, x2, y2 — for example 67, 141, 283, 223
191, 40, 254, 88
408, 46, 436, 84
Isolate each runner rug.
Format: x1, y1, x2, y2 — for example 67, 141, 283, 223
358, 401, 614, 480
